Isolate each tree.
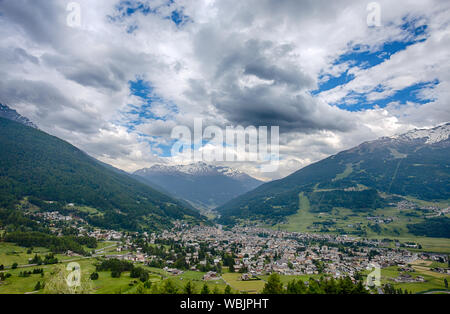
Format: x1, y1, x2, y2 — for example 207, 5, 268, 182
286, 279, 307, 294
161, 280, 179, 294
90, 272, 99, 280
307, 279, 325, 294
213, 286, 221, 294
229, 264, 235, 273
262, 273, 284, 294
0, 264, 4, 270
352, 280, 367, 294
139, 272, 149, 283
144, 281, 152, 289
183, 281, 195, 294
111, 270, 121, 278
34, 281, 42, 291
445, 278, 448, 289
382, 284, 396, 294
224, 285, 232, 294
12, 262, 18, 269
201, 283, 210, 295
130, 266, 149, 282
150, 282, 160, 294
135, 283, 146, 295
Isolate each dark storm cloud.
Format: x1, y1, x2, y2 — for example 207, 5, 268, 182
0, 0, 66, 47
190, 29, 354, 133
0, 47, 39, 65
244, 62, 314, 90
13, 48, 40, 64
42, 54, 124, 92
0, 79, 103, 134
212, 84, 355, 133
0, 79, 71, 112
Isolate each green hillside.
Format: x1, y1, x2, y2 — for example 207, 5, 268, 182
0, 117, 203, 231
217, 124, 450, 237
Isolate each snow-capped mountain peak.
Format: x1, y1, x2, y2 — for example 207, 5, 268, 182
142, 162, 248, 178
392, 123, 450, 144
134, 162, 263, 210
0, 103, 38, 129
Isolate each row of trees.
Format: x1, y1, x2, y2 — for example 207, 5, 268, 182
262, 274, 369, 294
407, 217, 450, 238
131, 280, 233, 295
30, 253, 59, 265
4, 231, 97, 255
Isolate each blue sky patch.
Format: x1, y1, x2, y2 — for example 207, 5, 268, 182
166, 8, 191, 27
124, 79, 178, 131
110, 0, 191, 28
124, 79, 181, 156
314, 18, 428, 93
312, 71, 355, 96
333, 80, 439, 111
313, 16, 432, 110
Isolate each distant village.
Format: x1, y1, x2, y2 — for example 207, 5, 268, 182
137, 225, 449, 280
396, 200, 450, 218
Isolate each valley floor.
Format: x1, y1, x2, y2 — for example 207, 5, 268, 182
272, 193, 450, 253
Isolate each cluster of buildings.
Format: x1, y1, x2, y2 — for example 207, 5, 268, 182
86, 229, 123, 241
142, 225, 446, 279
366, 216, 394, 224
22, 208, 449, 281
29, 211, 74, 223
392, 273, 425, 283
396, 200, 450, 218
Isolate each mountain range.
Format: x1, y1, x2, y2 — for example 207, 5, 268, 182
217, 123, 450, 228
134, 163, 263, 210
1, 102, 448, 238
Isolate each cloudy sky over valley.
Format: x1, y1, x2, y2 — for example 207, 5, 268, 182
0, 0, 449, 180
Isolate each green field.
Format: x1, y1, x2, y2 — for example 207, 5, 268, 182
222, 273, 266, 294
277, 193, 316, 232
169, 271, 228, 293
0, 242, 230, 294
374, 265, 450, 294
274, 193, 450, 254
0, 243, 48, 266
371, 236, 450, 254
0, 243, 77, 267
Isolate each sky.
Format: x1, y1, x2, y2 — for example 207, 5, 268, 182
0, 0, 449, 181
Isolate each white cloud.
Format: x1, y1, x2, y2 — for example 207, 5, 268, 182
0, 0, 449, 180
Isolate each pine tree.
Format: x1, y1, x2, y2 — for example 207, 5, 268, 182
224, 285, 232, 294
201, 283, 210, 294
161, 280, 179, 294
183, 281, 195, 294
262, 273, 284, 294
